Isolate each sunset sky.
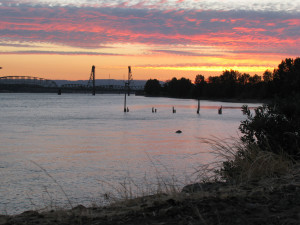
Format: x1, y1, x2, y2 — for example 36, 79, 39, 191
0, 0, 299, 81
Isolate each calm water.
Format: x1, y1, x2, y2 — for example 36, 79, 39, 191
0, 93, 261, 214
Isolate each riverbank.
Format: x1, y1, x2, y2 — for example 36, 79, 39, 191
1, 163, 299, 225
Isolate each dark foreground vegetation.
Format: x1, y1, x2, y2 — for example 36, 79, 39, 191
1, 58, 300, 225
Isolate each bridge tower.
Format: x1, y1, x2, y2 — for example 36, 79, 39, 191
124, 66, 133, 112
88, 65, 96, 95
127, 66, 133, 96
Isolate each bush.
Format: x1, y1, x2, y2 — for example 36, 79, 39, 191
239, 97, 300, 160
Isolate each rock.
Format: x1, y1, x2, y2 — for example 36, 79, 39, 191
72, 204, 87, 212
20, 210, 40, 216
175, 130, 182, 133
181, 182, 227, 193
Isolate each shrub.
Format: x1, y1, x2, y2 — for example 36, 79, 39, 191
239, 97, 300, 160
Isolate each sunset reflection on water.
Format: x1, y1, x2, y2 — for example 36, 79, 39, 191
0, 93, 262, 214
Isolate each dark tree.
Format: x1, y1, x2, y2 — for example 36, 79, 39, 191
263, 70, 273, 82
239, 57, 300, 160
165, 77, 178, 97
220, 70, 239, 83
177, 77, 193, 97
194, 74, 206, 98
208, 76, 221, 84
195, 74, 205, 85
238, 73, 250, 85
165, 77, 193, 98
219, 70, 240, 97
273, 57, 300, 96
248, 74, 262, 84
144, 79, 161, 96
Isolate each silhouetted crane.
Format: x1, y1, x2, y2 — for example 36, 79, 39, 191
87, 65, 96, 95
124, 66, 133, 112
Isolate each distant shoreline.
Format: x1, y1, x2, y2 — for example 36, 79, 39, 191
0, 89, 269, 104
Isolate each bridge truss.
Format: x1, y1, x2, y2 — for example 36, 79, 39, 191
0, 76, 58, 87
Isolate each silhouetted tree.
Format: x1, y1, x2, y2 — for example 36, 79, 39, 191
273, 57, 300, 96
194, 74, 206, 98
263, 70, 273, 82
219, 70, 240, 97
248, 74, 261, 84
208, 76, 221, 84
144, 79, 161, 96
238, 73, 250, 85
164, 77, 193, 97
177, 77, 193, 97
165, 77, 178, 97
220, 70, 239, 83
239, 58, 300, 159
146, 57, 299, 100
195, 74, 205, 85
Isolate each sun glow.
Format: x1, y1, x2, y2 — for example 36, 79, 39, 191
137, 66, 273, 73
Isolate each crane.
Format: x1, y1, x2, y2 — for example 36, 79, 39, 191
87, 65, 96, 95
124, 66, 133, 112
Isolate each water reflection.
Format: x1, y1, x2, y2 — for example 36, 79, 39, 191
0, 94, 262, 214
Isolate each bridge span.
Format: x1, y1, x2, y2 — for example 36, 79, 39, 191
0, 76, 58, 87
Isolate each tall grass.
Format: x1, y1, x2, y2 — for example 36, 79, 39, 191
30, 160, 73, 209
197, 137, 293, 184
96, 155, 187, 205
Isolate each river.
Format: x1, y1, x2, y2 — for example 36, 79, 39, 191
0, 93, 261, 214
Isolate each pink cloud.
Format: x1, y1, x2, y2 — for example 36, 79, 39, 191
282, 19, 300, 26
233, 27, 266, 33
0, 4, 299, 56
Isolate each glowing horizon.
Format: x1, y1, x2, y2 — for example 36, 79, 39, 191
0, 0, 299, 81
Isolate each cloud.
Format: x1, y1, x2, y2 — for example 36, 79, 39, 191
151, 49, 224, 56
3, 0, 300, 12
0, 42, 38, 48
138, 61, 275, 68
0, 3, 299, 56
0, 50, 123, 55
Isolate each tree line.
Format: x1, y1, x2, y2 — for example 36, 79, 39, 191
144, 57, 300, 100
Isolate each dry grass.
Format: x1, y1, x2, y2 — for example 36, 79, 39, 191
96, 171, 183, 206
197, 136, 294, 184
30, 160, 73, 209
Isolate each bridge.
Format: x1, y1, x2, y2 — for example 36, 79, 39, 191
0, 76, 58, 87
0, 67, 144, 93
61, 83, 143, 91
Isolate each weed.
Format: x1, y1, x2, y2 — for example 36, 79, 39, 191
197, 137, 293, 184
30, 160, 73, 209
